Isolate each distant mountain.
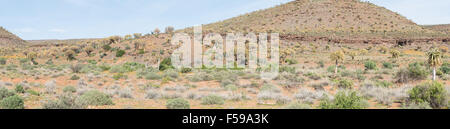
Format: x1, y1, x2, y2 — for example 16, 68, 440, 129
182, 0, 446, 39
422, 24, 450, 35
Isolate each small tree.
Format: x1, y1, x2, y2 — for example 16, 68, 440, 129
426, 48, 442, 81
330, 51, 345, 75
390, 49, 400, 59
65, 50, 76, 61
84, 46, 94, 56
348, 51, 358, 60
26, 51, 38, 65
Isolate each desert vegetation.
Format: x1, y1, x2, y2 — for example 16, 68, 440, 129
0, 0, 448, 109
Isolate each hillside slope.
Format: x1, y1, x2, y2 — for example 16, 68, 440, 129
182, 0, 446, 39
422, 24, 450, 35
0, 26, 26, 47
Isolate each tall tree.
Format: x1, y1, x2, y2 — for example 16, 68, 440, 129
426, 48, 442, 81
330, 51, 344, 75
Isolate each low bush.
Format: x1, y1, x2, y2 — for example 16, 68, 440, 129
364, 61, 377, 70
145, 72, 162, 80
285, 58, 298, 65
116, 49, 126, 57
337, 79, 353, 89
112, 73, 127, 80
201, 95, 225, 105
63, 86, 77, 93
76, 90, 114, 106
375, 80, 393, 88
319, 91, 368, 109
163, 69, 179, 79
70, 75, 80, 80
15, 85, 25, 94
0, 87, 15, 100
408, 81, 447, 109
70, 64, 84, 73
43, 93, 87, 109
0, 95, 24, 109
159, 58, 174, 71
279, 66, 296, 74
0, 58, 6, 65
180, 67, 192, 73
382, 62, 393, 69
440, 62, 450, 74
166, 98, 190, 109
26, 89, 40, 96
395, 63, 429, 83
145, 90, 161, 99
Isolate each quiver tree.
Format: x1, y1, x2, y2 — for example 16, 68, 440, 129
330, 51, 345, 75
65, 50, 76, 61
426, 48, 442, 81
84, 46, 94, 56
390, 49, 400, 59
348, 51, 358, 60
26, 52, 38, 65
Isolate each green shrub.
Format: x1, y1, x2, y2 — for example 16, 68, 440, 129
319, 91, 368, 109
102, 44, 111, 51
0, 95, 24, 109
317, 61, 325, 68
408, 81, 447, 109
166, 98, 190, 109
225, 84, 238, 91
63, 86, 77, 93
407, 62, 428, 79
382, 62, 393, 69
15, 85, 25, 94
375, 80, 393, 88
26, 90, 40, 96
327, 65, 345, 73
279, 66, 296, 73
98, 64, 111, 71
43, 93, 86, 109
70, 64, 84, 73
395, 63, 429, 83
364, 61, 377, 70
285, 58, 298, 65
0, 58, 6, 65
145, 72, 162, 80
70, 75, 80, 80
110, 65, 127, 73
0, 87, 15, 100
163, 69, 179, 79
116, 50, 126, 57
220, 79, 234, 87
337, 79, 353, 89
201, 95, 225, 105
439, 62, 450, 74
76, 90, 114, 106
159, 58, 174, 71
138, 49, 145, 54
402, 102, 432, 109
180, 67, 192, 73
304, 72, 321, 80
113, 73, 127, 80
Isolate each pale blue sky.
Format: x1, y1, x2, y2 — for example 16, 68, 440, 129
0, 0, 449, 40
